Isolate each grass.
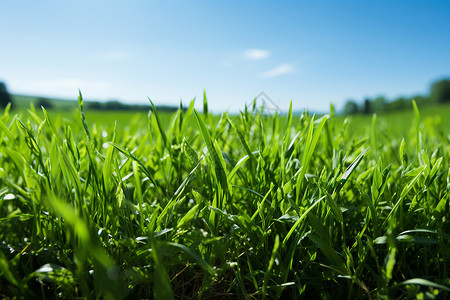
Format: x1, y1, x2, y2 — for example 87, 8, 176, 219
336, 104, 450, 139
11, 94, 78, 111
0, 95, 449, 299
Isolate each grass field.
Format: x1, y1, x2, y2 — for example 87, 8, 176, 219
0, 96, 449, 299
11, 95, 78, 111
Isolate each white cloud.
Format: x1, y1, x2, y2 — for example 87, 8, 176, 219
260, 64, 295, 78
244, 49, 270, 60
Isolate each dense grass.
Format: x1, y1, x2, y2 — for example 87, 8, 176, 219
337, 104, 450, 139
0, 96, 449, 299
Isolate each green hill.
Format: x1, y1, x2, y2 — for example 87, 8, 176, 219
11, 94, 77, 110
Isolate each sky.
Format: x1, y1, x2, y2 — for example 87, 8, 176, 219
1, 1, 449, 113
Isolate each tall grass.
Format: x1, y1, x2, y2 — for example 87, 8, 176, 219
0, 96, 449, 299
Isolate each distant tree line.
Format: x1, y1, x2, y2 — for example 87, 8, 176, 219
344, 78, 450, 115
87, 100, 149, 111
0, 82, 13, 109
0, 82, 180, 112
37, 97, 54, 109
86, 100, 180, 112
3, 78, 450, 114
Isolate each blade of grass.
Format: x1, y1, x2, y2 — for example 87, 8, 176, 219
150, 237, 174, 300
262, 235, 280, 300
296, 115, 328, 204
283, 195, 326, 245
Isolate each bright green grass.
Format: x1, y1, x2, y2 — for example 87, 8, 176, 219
0, 97, 449, 299
337, 104, 450, 139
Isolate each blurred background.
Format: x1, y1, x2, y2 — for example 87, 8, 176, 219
0, 0, 449, 113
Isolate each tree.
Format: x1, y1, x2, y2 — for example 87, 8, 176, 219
430, 79, 450, 103
385, 97, 408, 111
372, 96, 387, 113
0, 82, 13, 109
36, 97, 53, 109
363, 99, 371, 114
344, 100, 359, 114
412, 95, 428, 107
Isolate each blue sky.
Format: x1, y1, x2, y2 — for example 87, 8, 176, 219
1, 1, 449, 112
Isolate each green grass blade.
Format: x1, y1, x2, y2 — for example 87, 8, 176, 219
110, 142, 162, 196
262, 235, 280, 300
382, 164, 427, 228
166, 242, 215, 275
203, 90, 208, 116
396, 278, 450, 292
180, 98, 195, 134
150, 237, 174, 300
149, 98, 168, 148
283, 195, 325, 245
341, 147, 370, 182
78, 90, 91, 139
42, 106, 62, 145
296, 115, 328, 203
0, 250, 19, 286
176, 203, 199, 228
412, 100, 420, 155
227, 116, 257, 166
103, 122, 116, 193
194, 109, 229, 195
0, 119, 17, 145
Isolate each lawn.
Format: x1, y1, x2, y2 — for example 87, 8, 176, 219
0, 97, 449, 299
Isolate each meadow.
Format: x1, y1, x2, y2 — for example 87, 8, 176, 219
0, 95, 449, 299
